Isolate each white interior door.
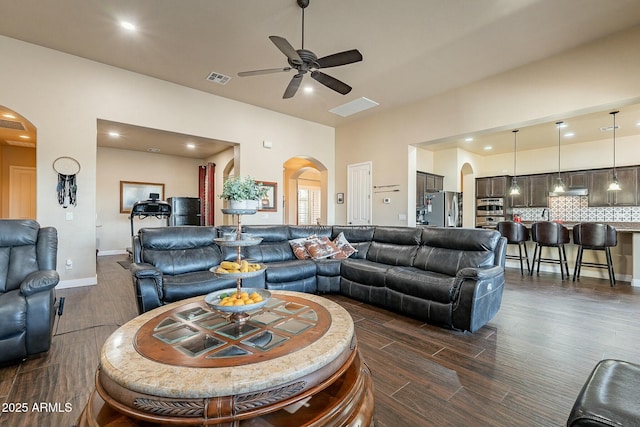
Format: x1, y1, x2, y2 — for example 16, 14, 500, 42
347, 162, 372, 225
9, 166, 37, 219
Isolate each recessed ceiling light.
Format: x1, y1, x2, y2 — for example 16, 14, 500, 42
564, 132, 575, 137
108, 131, 120, 138
483, 146, 492, 151
186, 143, 196, 149
120, 21, 136, 31
558, 122, 568, 128
303, 86, 313, 94
464, 137, 473, 142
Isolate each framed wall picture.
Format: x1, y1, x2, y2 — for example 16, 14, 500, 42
258, 181, 277, 212
120, 181, 165, 213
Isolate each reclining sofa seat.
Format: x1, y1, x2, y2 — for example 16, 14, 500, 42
341, 226, 506, 332
131, 226, 245, 314
0, 219, 59, 364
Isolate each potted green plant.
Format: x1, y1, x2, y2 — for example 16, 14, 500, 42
219, 176, 267, 210
219, 176, 249, 209
243, 177, 268, 210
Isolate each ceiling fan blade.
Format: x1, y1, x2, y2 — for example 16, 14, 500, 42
316, 49, 363, 69
310, 71, 352, 95
238, 67, 292, 77
269, 36, 303, 65
283, 74, 303, 99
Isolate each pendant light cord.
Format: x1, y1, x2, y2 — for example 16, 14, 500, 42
513, 130, 518, 176
611, 111, 618, 175
556, 121, 563, 180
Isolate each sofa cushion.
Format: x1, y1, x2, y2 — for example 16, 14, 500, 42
244, 242, 295, 263
264, 260, 317, 283
366, 226, 421, 267
314, 258, 342, 277
162, 272, 237, 303
139, 227, 222, 275
332, 232, 357, 259
0, 290, 26, 337
289, 237, 311, 260
340, 258, 389, 288
386, 266, 458, 304
415, 228, 500, 276
288, 225, 332, 239
331, 226, 374, 259
304, 236, 341, 259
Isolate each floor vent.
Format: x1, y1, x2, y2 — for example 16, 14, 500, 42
0, 119, 26, 130
206, 71, 231, 85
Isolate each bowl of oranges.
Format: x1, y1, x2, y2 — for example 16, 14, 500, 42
204, 288, 271, 313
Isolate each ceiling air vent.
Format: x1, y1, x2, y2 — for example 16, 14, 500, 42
206, 71, 231, 85
0, 119, 26, 130
600, 125, 620, 132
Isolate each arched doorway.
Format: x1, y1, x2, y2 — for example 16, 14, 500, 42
283, 157, 328, 225
0, 105, 37, 219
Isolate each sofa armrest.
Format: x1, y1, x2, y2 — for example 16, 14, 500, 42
20, 270, 60, 296
456, 265, 504, 280
452, 266, 505, 332
130, 263, 164, 314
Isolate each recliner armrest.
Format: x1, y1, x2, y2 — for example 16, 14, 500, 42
20, 270, 59, 296
456, 265, 503, 280
130, 262, 162, 279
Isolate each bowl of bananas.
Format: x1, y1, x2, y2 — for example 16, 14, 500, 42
210, 260, 266, 279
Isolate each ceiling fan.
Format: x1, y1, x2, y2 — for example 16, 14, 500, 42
238, 0, 363, 99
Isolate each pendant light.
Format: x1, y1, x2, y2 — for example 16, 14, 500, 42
607, 110, 621, 191
509, 129, 521, 196
552, 121, 565, 193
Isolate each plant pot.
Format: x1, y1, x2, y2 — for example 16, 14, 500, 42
245, 199, 259, 210
228, 200, 247, 210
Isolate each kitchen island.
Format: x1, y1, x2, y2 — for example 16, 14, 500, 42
495, 221, 640, 286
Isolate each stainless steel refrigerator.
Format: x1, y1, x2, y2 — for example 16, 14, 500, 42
422, 192, 462, 227
168, 197, 202, 226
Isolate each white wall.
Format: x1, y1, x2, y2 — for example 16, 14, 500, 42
335, 26, 640, 225
96, 147, 203, 253
0, 35, 335, 287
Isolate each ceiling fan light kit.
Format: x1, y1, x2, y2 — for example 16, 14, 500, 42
238, 0, 363, 99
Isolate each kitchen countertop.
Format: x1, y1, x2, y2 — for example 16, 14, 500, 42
491, 221, 640, 233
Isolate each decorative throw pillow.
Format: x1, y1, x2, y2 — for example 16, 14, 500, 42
332, 232, 358, 259
304, 236, 341, 259
289, 237, 311, 260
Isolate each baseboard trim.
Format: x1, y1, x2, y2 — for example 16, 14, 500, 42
98, 249, 128, 256
57, 276, 97, 289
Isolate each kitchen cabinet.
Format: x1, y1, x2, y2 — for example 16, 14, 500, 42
417, 171, 443, 206
565, 171, 589, 189
588, 167, 638, 206
476, 176, 508, 198
510, 174, 550, 208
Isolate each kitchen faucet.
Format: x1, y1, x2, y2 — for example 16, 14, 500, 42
541, 208, 550, 221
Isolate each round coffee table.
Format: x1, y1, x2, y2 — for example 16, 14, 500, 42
77, 290, 374, 426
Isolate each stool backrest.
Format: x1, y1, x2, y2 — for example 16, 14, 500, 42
497, 221, 529, 243
572, 222, 617, 247
531, 221, 570, 245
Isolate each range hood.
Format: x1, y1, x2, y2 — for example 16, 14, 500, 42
548, 187, 589, 197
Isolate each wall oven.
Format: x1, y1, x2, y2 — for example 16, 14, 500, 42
476, 198, 506, 228
476, 198, 504, 216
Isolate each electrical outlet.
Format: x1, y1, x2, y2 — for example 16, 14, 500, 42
65, 259, 73, 270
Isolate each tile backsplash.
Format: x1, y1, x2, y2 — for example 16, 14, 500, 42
515, 196, 640, 222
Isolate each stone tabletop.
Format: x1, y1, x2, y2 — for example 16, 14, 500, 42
99, 291, 354, 399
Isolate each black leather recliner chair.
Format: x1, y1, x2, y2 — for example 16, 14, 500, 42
0, 219, 59, 365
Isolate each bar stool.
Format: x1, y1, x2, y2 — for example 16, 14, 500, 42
497, 221, 530, 275
572, 222, 617, 286
530, 221, 570, 279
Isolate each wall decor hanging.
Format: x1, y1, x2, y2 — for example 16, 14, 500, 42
53, 156, 80, 208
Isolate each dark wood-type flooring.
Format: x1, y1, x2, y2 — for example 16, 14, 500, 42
2, 254, 640, 426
